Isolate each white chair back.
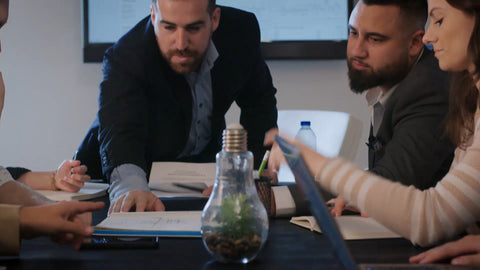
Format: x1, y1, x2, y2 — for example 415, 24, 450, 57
276, 110, 363, 182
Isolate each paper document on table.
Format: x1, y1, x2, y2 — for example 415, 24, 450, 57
94, 211, 202, 237
277, 163, 295, 183
37, 182, 109, 201
151, 189, 206, 198
148, 162, 215, 196
290, 216, 401, 240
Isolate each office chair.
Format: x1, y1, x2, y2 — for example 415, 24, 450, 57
276, 110, 363, 182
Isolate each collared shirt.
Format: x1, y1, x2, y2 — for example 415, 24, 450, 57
365, 85, 397, 136
179, 40, 219, 158
108, 41, 219, 200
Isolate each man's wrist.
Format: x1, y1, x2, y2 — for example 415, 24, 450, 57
108, 164, 150, 200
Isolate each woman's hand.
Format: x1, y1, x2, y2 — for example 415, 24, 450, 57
410, 235, 480, 266
55, 160, 91, 192
19, 201, 104, 250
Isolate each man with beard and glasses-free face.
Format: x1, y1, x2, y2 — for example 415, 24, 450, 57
268, 0, 454, 218
75, 0, 277, 214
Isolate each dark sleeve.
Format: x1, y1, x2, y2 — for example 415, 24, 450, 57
5, 167, 31, 180
97, 48, 150, 180
75, 118, 104, 180
371, 87, 454, 189
234, 12, 278, 168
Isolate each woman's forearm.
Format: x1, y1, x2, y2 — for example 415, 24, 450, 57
0, 181, 53, 206
16, 171, 57, 190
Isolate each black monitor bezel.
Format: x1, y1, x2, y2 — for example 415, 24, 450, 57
82, 0, 353, 63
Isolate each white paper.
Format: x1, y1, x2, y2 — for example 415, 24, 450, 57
151, 190, 206, 198
149, 162, 216, 184
96, 211, 202, 232
278, 163, 295, 183
37, 182, 109, 201
148, 162, 215, 195
290, 216, 401, 240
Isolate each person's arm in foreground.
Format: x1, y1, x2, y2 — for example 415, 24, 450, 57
266, 133, 480, 247
410, 235, 480, 267
98, 42, 164, 214
263, 130, 358, 218
20, 201, 104, 250
0, 180, 52, 206
0, 200, 104, 255
14, 160, 91, 192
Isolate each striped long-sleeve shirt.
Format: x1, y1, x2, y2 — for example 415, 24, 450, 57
315, 110, 480, 247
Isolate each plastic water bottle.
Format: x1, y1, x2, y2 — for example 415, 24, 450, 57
295, 121, 317, 151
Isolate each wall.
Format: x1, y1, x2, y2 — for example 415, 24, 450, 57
0, 0, 369, 171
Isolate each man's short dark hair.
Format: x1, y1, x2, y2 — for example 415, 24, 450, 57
360, 0, 428, 31
152, 0, 217, 15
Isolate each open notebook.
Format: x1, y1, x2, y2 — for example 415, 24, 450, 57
148, 162, 215, 197
290, 215, 400, 240
94, 211, 202, 237
276, 135, 472, 270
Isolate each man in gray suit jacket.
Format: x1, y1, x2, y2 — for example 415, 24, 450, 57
270, 0, 454, 217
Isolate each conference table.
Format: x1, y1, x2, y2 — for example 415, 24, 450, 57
0, 196, 429, 270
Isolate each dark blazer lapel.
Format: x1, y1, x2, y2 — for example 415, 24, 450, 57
210, 56, 229, 142
170, 72, 193, 134
144, 18, 193, 130
146, 63, 192, 147
376, 47, 432, 140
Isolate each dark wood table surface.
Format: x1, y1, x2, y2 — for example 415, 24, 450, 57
0, 196, 427, 270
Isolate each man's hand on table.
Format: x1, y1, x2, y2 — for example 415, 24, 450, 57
108, 190, 165, 215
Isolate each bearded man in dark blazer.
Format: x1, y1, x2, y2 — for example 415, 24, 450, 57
76, 0, 278, 213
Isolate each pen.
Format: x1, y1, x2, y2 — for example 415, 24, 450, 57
258, 150, 270, 178
173, 183, 206, 193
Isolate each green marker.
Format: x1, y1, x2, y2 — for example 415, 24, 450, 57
258, 150, 270, 178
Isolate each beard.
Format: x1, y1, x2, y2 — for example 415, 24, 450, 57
163, 48, 205, 74
347, 54, 411, 94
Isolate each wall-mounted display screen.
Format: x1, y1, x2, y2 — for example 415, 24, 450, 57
83, 0, 353, 62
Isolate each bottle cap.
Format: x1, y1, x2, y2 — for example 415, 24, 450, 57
300, 121, 311, 126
